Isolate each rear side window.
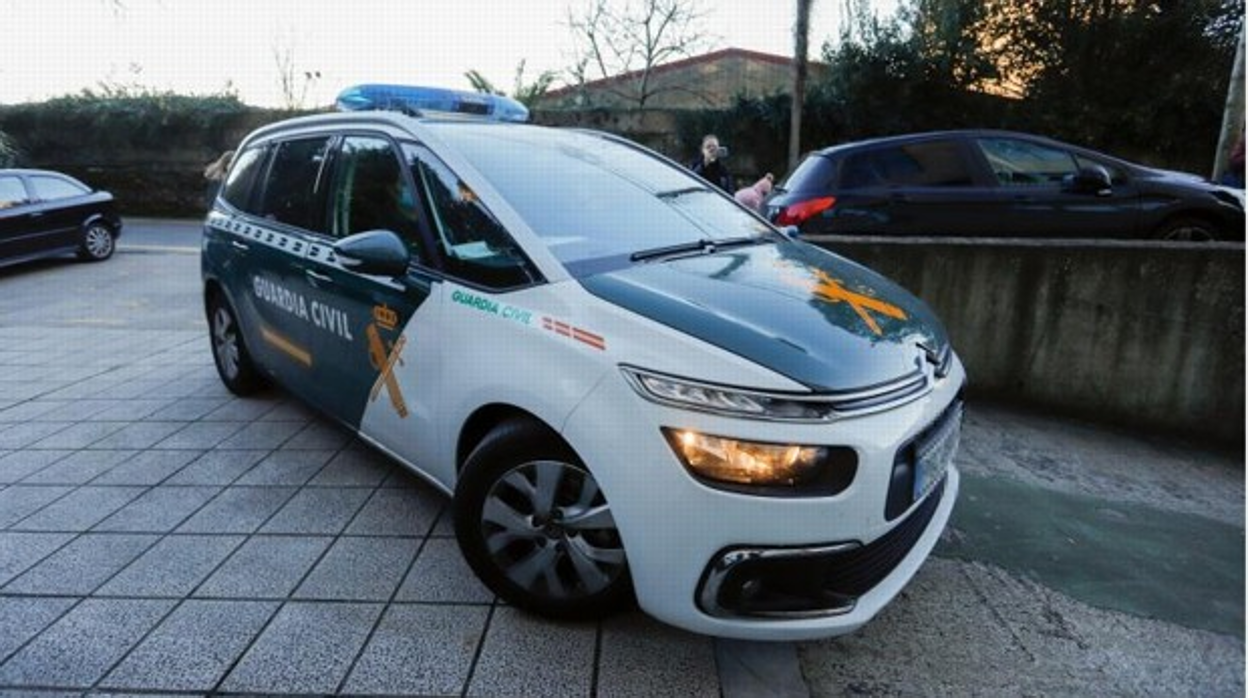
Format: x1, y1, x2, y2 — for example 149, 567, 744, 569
221, 146, 268, 214
30, 175, 88, 200
842, 141, 973, 187
0, 176, 27, 208
256, 137, 333, 232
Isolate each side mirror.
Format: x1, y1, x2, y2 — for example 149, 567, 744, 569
334, 229, 411, 277
1063, 165, 1112, 196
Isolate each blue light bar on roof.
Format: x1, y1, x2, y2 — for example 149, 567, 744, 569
335, 84, 529, 123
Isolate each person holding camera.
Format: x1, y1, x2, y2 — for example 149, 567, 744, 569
689, 134, 735, 193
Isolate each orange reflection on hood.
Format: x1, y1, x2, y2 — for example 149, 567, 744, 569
807, 269, 907, 336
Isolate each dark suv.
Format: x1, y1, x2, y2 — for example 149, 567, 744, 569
766, 130, 1245, 241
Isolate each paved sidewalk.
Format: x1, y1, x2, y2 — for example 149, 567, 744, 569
0, 326, 721, 696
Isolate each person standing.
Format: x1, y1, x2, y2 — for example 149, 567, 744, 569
689, 134, 734, 193
203, 150, 235, 207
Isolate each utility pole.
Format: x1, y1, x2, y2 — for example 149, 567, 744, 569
789, 0, 813, 172
1212, 21, 1244, 181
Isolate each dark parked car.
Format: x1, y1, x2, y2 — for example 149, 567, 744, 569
765, 130, 1245, 241
0, 169, 122, 268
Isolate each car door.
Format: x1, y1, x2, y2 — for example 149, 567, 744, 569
27, 174, 92, 252
0, 174, 37, 260
297, 134, 440, 433
971, 136, 1141, 237
837, 139, 999, 235
237, 135, 335, 393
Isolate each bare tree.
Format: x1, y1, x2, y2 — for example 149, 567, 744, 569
565, 0, 712, 109
272, 28, 321, 110
789, 0, 813, 171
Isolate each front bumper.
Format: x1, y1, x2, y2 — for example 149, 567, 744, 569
560, 355, 964, 641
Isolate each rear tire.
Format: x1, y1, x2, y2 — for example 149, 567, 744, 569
77, 221, 116, 261
454, 417, 633, 620
207, 292, 266, 395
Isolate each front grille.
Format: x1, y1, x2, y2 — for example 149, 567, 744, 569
825, 366, 932, 417
697, 478, 947, 618
824, 477, 946, 596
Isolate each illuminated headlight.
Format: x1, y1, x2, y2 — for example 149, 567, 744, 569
622, 367, 832, 421
662, 428, 856, 494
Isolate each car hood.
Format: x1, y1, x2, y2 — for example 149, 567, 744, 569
579, 241, 950, 392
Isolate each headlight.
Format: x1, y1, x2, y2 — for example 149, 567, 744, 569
662, 428, 856, 495
621, 366, 833, 422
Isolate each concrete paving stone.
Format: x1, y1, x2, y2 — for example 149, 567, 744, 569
0, 598, 175, 688
381, 464, 432, 489
281, 419, 352, 451
215, 420, 306, 450
97, 380, 171, 400
194, 535, 333, 599
145, 377, 233, 402
96, 534, 244, 597
233, 449, 334, 486
82, 399, 173, 423
28, 399, 122, 423
88, 422, 185, 450
396, 538, 494, 604
294, 536, 420, 601
152, 397, 228, 421
0, 400, 66, 423
342, 603, 489, 696
11, 486, 146, 532
715, 639, 809, 698
0, 450, 71, 484
153, 421, 245, 450
3, 533, 159, 595
92, 486, 221, 533
259, 487, 373, 535
0, 382, 48, 401
0, 422, 72, 450
164, 450, 265, 486
30, 421, 129, 450
99, 599, 279, 692
0, 486, 73, 529
88, 450, 199, 486
466, 606, 596, 697
0, 532, 75, 587
202, 397, 282, 422
174, 486, 297, 534
431, 508, 455, 538
345, 486, 443, 537
308, 445, 394, 487
596, 612, 720, 698
221, 601, 382, 694
0, 596, 77, 663
258, 399, 317, 422
20, 449, 136, 486
37, 378, 121, 401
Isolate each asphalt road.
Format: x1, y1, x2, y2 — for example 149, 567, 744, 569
1, 219, 1243, 697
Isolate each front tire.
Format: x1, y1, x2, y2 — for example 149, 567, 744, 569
77, 221, 116, 261
207, 292, 266, 395
454, 417, 632, 619
1154, 216, 1218, 242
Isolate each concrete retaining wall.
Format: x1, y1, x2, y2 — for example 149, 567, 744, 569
809, 237, 1245, 447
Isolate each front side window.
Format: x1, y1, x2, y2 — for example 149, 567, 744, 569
977, 138, 1078, 186
30, 175, 88, 200
844, 141, 974, 188
404, 142, 534, 288
0, 176, 28, 208
257, 136, 333, 232
329, 136, 424, 262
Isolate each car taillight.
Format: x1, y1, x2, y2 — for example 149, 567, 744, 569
775, 197, 836, 226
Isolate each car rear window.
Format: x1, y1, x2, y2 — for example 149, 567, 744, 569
780, 154, 836, 192
0, 176, 27, 208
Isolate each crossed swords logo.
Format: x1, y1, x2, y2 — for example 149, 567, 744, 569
367, 307, 408, 418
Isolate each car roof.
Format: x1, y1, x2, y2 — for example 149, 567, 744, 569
237, 110, 533, 150
812, 129, 1070, 156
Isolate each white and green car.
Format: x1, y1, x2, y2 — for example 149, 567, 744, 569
201, 87, 965, 640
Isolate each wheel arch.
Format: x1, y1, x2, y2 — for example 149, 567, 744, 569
456, 403, 566, 475
1153, 209, 1227, 240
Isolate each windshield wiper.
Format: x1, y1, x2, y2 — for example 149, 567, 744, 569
629, 235, 772, 263
655, 186, 708, 200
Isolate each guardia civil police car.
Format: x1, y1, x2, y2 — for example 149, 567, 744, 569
201, 85, 965, 640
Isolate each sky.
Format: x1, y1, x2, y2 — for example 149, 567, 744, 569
0, 0, 857, 108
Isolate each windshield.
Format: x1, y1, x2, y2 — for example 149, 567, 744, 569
427, 124, 773, 276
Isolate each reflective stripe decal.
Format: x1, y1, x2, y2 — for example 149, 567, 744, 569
260, 325, 313, 367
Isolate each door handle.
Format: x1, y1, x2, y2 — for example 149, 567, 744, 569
230, 240, 249, 251
28, 211, 43, 218
305, 269, 333, 284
